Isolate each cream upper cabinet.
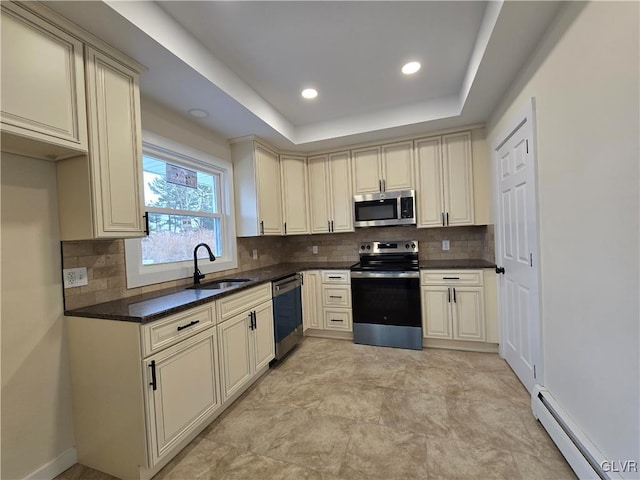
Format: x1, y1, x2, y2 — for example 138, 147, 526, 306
415, 131, 474, 228
352, 141, 413, 194
381, 141, 414, 192
57, 48, 145, 240
442, 132, 474, 226
280, 155, 310, 235
1, 2, 88, 160
351, 146, 382, 194
308, 151, 353, 234
329, 152, 355, 232
232, 140, 283, 236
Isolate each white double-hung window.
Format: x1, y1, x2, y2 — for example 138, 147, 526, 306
125, 133, 237, 288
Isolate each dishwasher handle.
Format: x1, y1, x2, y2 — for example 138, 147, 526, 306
273, 275, 302, 296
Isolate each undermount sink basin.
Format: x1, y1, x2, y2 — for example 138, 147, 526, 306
187, 279, 251, 290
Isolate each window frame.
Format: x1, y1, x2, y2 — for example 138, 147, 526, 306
125, 131, 237, 288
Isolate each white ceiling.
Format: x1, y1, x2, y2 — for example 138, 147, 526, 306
45, 1, 563, 152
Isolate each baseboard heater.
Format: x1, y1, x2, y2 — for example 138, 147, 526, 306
532, 385, 621, 480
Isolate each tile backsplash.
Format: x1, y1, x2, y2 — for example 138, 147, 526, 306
62, 225, 494, 310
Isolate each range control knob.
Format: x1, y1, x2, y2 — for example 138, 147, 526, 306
366, 245, 371, 250
411, 243, 416, 249
360, 245, 366, 250
405, 243, 410, 249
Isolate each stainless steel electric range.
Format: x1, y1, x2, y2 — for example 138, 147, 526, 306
350, 240, 422, 350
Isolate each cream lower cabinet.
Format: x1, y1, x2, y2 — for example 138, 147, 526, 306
302, 270, 353, 337
66, 303, 223, 480
308, 151, 354, 233
143, 328, 221, 467
421, 270, 486, 344
302, 270, 323, 330
217, 284, 275, 402
415, 132, 474, 228
1, 1, 88, 160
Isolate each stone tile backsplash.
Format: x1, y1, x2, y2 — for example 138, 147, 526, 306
62, 225, 494, 310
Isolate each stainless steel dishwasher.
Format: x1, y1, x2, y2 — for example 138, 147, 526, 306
272, 274, 303, 360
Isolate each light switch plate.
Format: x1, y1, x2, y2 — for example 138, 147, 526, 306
442, 240, 450, 251
312, 246, 318, 254
63, 267, 88, 288
252, 249, 258, 260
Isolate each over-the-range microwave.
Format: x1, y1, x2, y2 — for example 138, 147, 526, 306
353, 189, 416, 227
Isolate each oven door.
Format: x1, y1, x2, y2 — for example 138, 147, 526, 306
350, 271, 422, 349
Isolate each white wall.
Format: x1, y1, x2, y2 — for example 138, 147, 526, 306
1, 153, 76, 479
140, 97, 231, 162
488, 2, 639, 476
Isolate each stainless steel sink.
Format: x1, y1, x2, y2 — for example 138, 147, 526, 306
187, 279, 251, 290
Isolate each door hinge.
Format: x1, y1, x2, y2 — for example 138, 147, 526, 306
534, 364, 537, 379
526, 139, 529, 154
530, 253, 533, 267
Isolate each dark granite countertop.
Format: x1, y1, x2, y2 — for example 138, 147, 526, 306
419, 259, 496, 270
65, 258, 495, 324
64, 261, 355, 324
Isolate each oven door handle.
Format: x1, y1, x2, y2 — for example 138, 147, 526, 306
350, 271, 420, 279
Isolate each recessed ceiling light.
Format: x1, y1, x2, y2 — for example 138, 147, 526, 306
401, 61, 421, 75
188, 108, 209, 118
301, 88, 318, 99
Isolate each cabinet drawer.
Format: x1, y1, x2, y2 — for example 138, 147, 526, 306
218, 283, 272, 321
322, 286, 352, 307
421, 270, 483, 286
142, 304, 216, 357
323, 308, 352, 331
321, 270, 350, 284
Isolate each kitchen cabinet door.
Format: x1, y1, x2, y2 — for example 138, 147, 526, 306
451, 287, 485, 342
302, 270, 322, 330
415, 137, 445, 228
218, 312, 253, 401
281, 155, 310, 235
351, 146, 382, 194
57, 47, 144, 240
328, 151, 354, 232
0, 2, 88, 159
86, 47, 144, 237
145, 328, 221, 466
255, 145, 283, 235
381, 141, 413, 191
308, 155, 331, 234
422, 287, 453, 339
252, 301, 275, 371
442, 132, 474, 226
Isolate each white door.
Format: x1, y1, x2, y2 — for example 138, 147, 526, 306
494, 99, 541, 393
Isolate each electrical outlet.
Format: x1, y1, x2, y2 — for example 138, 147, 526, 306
252, 249, 258, 260
63, 267, 88, 288
442, 240, 450, 251
312, 245, 318, 255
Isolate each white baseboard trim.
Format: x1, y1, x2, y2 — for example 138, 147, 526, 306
24, 447, 77, 480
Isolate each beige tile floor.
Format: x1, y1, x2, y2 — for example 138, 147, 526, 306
57, 337, 576, 480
